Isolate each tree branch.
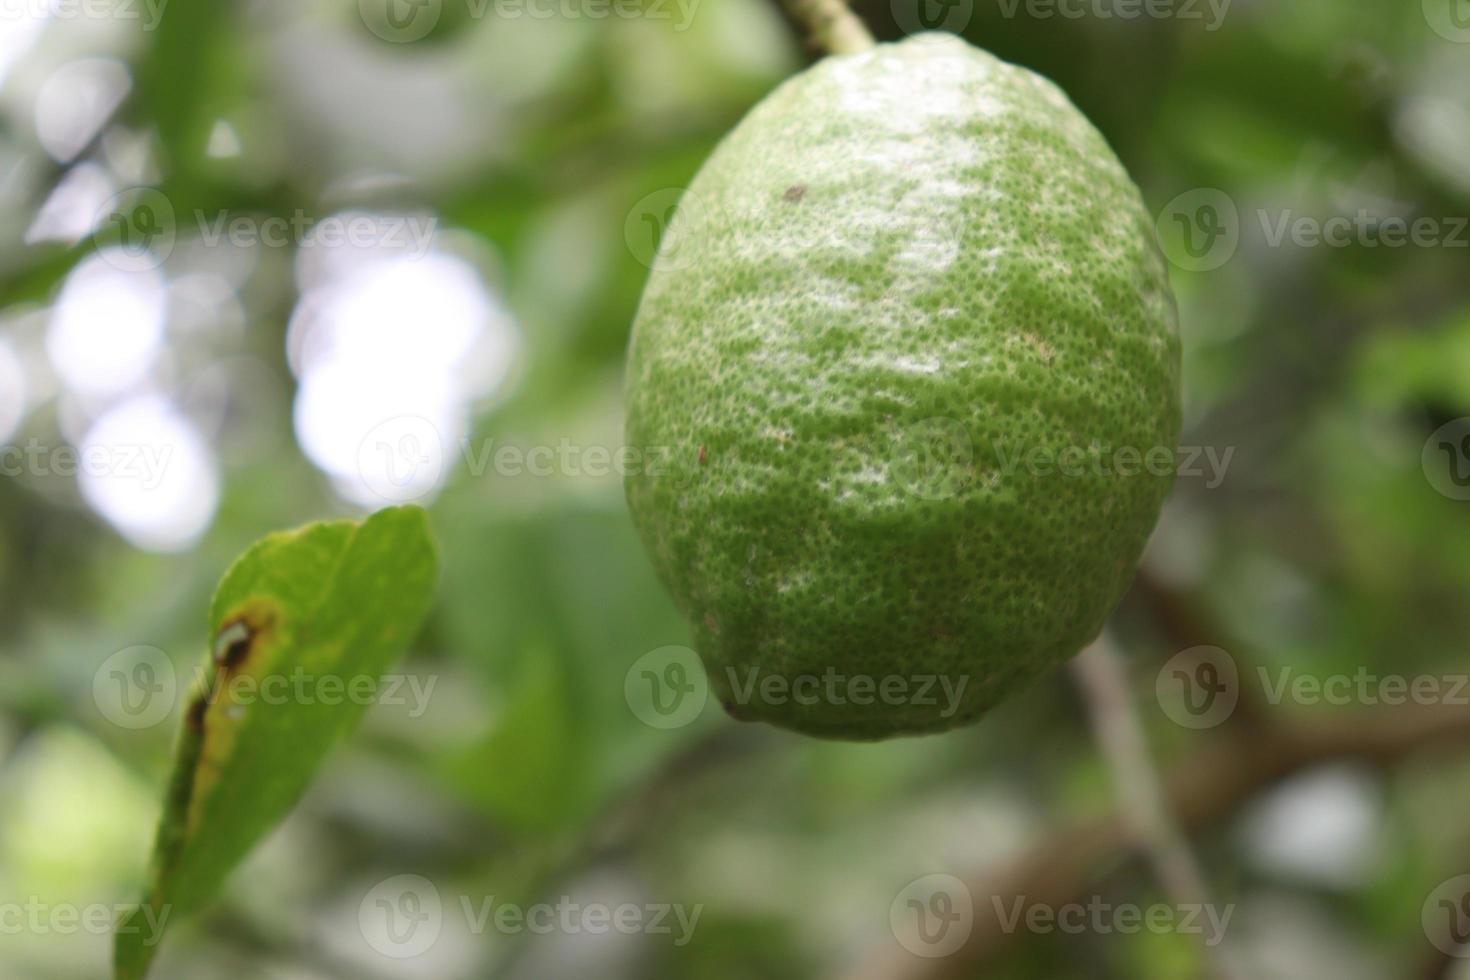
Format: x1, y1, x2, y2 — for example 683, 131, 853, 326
831, 700, 1470, 980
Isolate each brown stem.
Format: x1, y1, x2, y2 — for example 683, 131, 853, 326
781, 0, 876, 55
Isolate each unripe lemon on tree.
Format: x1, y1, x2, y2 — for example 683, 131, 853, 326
624, 32, 1180, 740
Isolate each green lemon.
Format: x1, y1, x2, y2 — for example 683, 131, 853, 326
624, 32, 1180, 740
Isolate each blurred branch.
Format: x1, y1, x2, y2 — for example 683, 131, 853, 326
1422, 943, 1469, 980
833, 699, 1470, 980
1420, 845, 1470, 980
1072, 635, 1246, 980
780, 0, 876, 55
1131, 567, 1271, 726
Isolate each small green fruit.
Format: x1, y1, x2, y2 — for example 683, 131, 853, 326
624, 33, 1180, 740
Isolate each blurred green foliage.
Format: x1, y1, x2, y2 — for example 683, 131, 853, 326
1, 0, 1469, 978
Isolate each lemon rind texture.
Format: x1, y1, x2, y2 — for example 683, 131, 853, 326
624, 33, 1181, 740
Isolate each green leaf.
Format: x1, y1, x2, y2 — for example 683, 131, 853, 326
114, 506, 439, 980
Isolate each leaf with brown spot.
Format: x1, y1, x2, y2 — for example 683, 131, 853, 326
115, 506, 438, 980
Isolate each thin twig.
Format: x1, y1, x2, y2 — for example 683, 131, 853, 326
1073, 634, 1248, 980
782, 0, 876, 55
